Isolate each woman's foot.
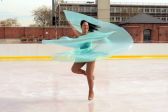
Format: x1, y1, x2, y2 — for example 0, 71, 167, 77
88, 91, 94, 100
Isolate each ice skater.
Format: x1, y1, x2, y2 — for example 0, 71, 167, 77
70, 20, 99, 100
42, 10, 133, 101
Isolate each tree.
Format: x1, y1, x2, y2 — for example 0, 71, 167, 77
29, 24, 38, 27
0, 18, 20, 27
32, 6, 52, 27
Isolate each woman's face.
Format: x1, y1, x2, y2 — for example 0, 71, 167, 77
81, 22, 89, 34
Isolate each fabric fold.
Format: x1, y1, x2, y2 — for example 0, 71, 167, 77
42, 10, 133, 62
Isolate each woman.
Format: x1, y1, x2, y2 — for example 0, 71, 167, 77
43, 10, 133, 101
70, 20, 99, 100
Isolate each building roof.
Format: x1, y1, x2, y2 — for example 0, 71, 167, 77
120, 13, 167, 24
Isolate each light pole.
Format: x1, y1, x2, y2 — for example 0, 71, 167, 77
52, 0, 56, 26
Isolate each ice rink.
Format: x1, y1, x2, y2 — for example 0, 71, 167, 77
0, 59, 168, 112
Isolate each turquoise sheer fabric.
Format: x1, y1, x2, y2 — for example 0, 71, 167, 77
42, 10, 133, 62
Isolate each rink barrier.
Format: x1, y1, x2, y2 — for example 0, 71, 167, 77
0, 55, 168, 61
0, 43, 168, 61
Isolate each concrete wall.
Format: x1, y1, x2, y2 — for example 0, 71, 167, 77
0, 43, 168, 57
97, 0, 110, 22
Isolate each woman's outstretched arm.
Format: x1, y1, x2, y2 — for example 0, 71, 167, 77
68, 21, 82, 37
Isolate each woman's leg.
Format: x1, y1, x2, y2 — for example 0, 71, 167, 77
86, 61, 95, 100
71, 62, 86, 75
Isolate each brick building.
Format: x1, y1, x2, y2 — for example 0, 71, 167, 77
0, 13, 168, 43
120, 13, 168, 43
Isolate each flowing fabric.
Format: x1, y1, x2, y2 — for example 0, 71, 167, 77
42, 10, 133, 62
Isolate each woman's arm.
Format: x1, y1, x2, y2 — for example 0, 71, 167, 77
68, 21, 82, 37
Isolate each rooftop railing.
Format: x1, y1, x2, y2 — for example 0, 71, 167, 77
61, 0, 168, 6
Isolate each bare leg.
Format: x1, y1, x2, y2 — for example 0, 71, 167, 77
86, 61, 95, 100
71, 62, 86, 75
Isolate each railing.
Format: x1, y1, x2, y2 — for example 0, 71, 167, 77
61, 0, 95, 4
111, 2, 168, 6
58, 0, 168, 6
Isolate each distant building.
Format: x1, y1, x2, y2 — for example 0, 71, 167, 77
53, 0, 168, 25
120, 13, 168, 43
52, 0, 168, 43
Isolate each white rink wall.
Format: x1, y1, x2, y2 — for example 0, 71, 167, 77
118, 43, 168, 55
0, 43, 168, 57
0, 44, 73, 57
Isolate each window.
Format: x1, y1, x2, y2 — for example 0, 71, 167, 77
150, 9, 155, 13
162, 17, 166, 21
110, 7, 115, 12
86, 7, 90, 12
162, 9, 166, 13
122, 17, 126, 21
138, 8, 143, 13
145, 9, 149, 13
91, 7, 97, 12
110, 17, 115, 21
61, 7, 65, 11
144, 29, 152, 42
73, 7, 78, 11
116, 17, 120, 21
116, 8, 121, 12
156, 9, 161, 13
67, 7, 72, 11
134, 8, 139, 13
80, 7, 84, 12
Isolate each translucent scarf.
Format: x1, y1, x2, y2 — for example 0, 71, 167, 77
42, 10, 133, 62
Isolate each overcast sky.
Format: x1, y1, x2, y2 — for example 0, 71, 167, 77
0, 0, 168, 26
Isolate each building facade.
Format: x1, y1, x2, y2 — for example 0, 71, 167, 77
120, 13, 168, 43
54, 1, 168, 25
52, 0, 168, 43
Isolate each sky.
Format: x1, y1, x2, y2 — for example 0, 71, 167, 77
0, 0, 168, 26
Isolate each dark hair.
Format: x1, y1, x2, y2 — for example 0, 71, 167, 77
80, 20, 100, 32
